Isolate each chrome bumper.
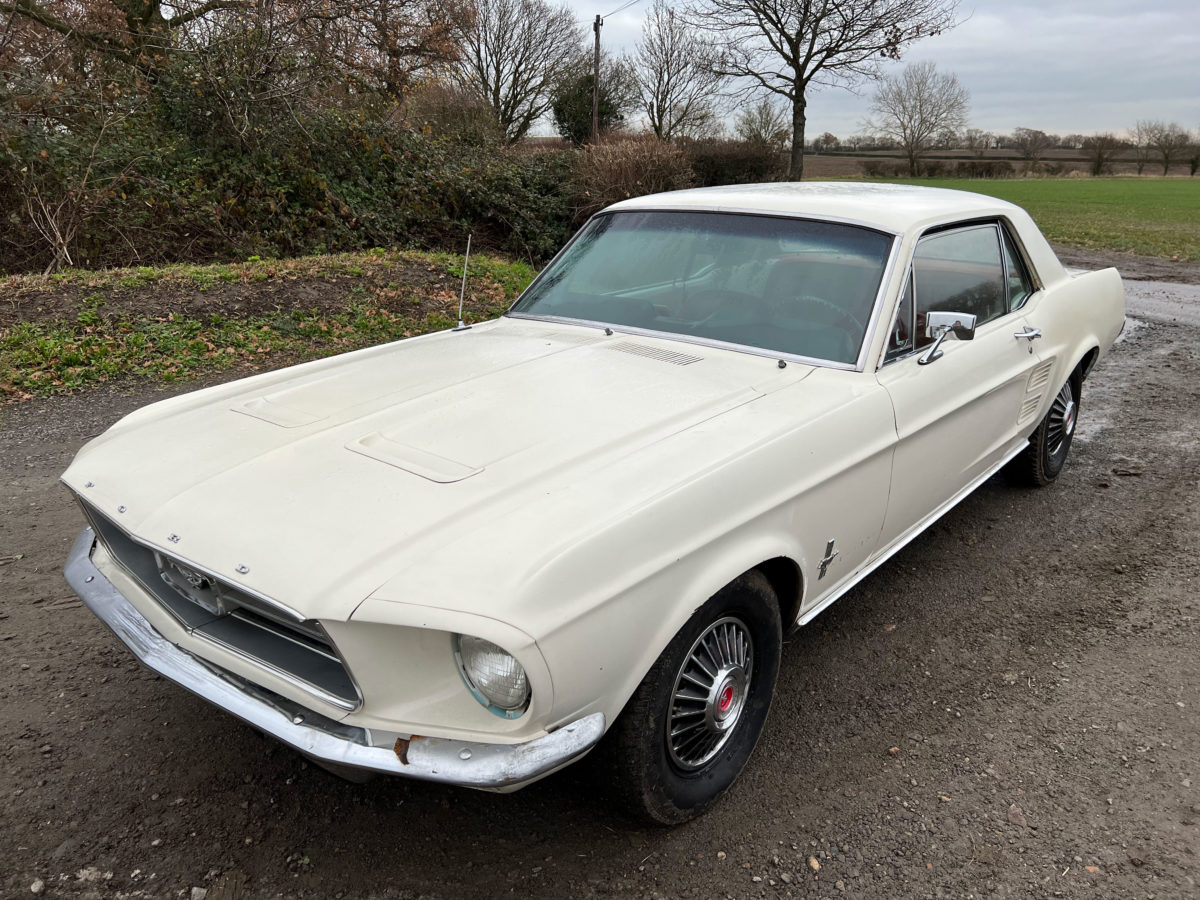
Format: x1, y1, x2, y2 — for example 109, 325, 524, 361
64, 527, 605, 789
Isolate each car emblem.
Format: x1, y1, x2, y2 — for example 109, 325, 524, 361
818, 539, 839, 579
175, 563, 208, 588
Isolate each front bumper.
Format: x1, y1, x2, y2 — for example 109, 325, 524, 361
64, 527, 604, 789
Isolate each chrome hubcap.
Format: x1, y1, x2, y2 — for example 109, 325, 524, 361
1047, 382, 1076, 456
668, 617, 753, 770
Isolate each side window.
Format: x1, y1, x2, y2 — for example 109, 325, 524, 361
1001, 228, 1034, 311
912, 225, 1005, 349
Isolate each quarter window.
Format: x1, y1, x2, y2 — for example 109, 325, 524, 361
1002, 228, 1034, 311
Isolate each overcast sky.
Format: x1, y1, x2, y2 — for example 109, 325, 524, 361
560, 0, 1200, 138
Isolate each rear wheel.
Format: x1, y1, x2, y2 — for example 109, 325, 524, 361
1010, 374, 1079, 486
605, 571, 782, 824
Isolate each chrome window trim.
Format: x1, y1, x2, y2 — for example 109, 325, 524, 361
506, 208, 901, 374
998, 220, 1040, 311
505, 313, 859, 371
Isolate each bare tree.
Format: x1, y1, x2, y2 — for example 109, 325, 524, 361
865, 61, 967, 176
962, 127, 993, 158
1129, 120, 1157, 175
1082, 133, 1123, 177
1146, 121, 1191, 175
812, 131, 839, 152
688, 0, 959, 180
315, 0, 473, 98
734, 97, 789, 150
0, 0, 247, 71
452, 0, 581, 143
633, 0, 725, 140
1011, 127, 1054, 172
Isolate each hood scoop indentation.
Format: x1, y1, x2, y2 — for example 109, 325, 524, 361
234, 397, 326, 428
347, 433, 483, 484
608, 341, 703, 366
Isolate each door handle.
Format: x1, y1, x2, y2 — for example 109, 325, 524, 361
1014, 327, 1042, 341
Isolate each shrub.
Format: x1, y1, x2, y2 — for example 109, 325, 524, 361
570, 138, 694, 217
681, 139, 785, 187
0, 104, 576, 273
951, 160, 1016, 179
860, 159, 906, 178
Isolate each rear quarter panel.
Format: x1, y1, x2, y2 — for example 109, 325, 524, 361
1023, 266, 1126, 420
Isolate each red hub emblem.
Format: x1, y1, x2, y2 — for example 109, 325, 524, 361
718, 684, 735, 713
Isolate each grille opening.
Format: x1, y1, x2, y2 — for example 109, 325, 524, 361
80, 501, 359, 710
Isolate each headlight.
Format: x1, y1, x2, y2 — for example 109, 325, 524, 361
454, 634, 530, 717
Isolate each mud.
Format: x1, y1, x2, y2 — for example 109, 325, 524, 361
2, 268, 1199, 899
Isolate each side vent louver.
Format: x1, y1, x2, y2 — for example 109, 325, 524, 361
609, 341, 703, 366
1018, 359, 1056, 424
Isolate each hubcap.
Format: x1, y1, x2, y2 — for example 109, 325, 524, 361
667, 617, 754, 771
1046, 382, 1076, 457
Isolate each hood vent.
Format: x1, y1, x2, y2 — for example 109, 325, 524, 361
609, 341, 703, 366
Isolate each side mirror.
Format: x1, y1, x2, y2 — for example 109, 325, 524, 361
918, 311, 978, 365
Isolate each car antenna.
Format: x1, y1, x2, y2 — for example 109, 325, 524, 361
453, 234, 472, 332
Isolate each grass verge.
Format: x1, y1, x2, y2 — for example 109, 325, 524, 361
0, 249, 537, 402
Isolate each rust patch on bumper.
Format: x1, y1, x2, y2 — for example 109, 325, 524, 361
394, 736, 417, 765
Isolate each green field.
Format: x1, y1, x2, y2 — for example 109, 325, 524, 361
866, 178, 1200, 262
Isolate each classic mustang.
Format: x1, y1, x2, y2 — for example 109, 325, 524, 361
62, 183, 1125, 823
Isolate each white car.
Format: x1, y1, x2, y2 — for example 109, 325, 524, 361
62, 183, 1126, 823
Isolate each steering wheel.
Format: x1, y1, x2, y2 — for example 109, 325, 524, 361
793, 294, 867, 336
683, 289, 768, 322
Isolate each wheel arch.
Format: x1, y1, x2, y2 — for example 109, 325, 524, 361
754, 556, 804, 631
1078, 345, 1101, 381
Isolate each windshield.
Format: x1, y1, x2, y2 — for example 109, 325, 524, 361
509, 211, 894, 365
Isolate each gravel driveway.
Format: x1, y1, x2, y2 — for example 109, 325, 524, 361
2, 274, 1198, 899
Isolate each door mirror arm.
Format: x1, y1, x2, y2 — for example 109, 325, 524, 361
918, 311, 977, 366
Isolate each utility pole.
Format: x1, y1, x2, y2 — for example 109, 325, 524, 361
592, 14, 601, 144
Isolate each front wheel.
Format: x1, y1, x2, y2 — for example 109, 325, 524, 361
1010, 374, 1079, 486
604, 571, 782, 824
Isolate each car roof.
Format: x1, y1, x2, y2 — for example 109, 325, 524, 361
603, 182, 1022, 235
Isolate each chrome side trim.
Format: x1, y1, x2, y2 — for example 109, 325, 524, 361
65, 528, 606, 789
795, 440, 1029, 628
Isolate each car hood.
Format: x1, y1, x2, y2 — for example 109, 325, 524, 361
63, 318, 814, 622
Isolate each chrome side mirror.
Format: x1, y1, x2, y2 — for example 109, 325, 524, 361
918, 311, 977, 365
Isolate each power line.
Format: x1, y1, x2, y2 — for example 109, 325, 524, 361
602, 0, 641, 18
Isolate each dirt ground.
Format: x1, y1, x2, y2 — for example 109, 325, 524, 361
2, 262, 1199, 899
0, 254, 484, 331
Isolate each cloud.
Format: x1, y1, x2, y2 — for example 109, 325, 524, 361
559, 0, 1200, 137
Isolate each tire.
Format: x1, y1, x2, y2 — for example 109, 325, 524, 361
604, 570, 782, 825
1010, 374, 1080, 486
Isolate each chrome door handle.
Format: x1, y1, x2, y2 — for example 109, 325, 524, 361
1014, 327, 1042, 341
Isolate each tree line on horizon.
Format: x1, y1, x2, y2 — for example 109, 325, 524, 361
804, 61, 1197, 179
1, 0, 1193, 274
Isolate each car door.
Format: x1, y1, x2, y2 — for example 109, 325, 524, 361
874, 222, 1045, 551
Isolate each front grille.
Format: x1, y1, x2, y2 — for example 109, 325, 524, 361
81, 503, 360, 710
